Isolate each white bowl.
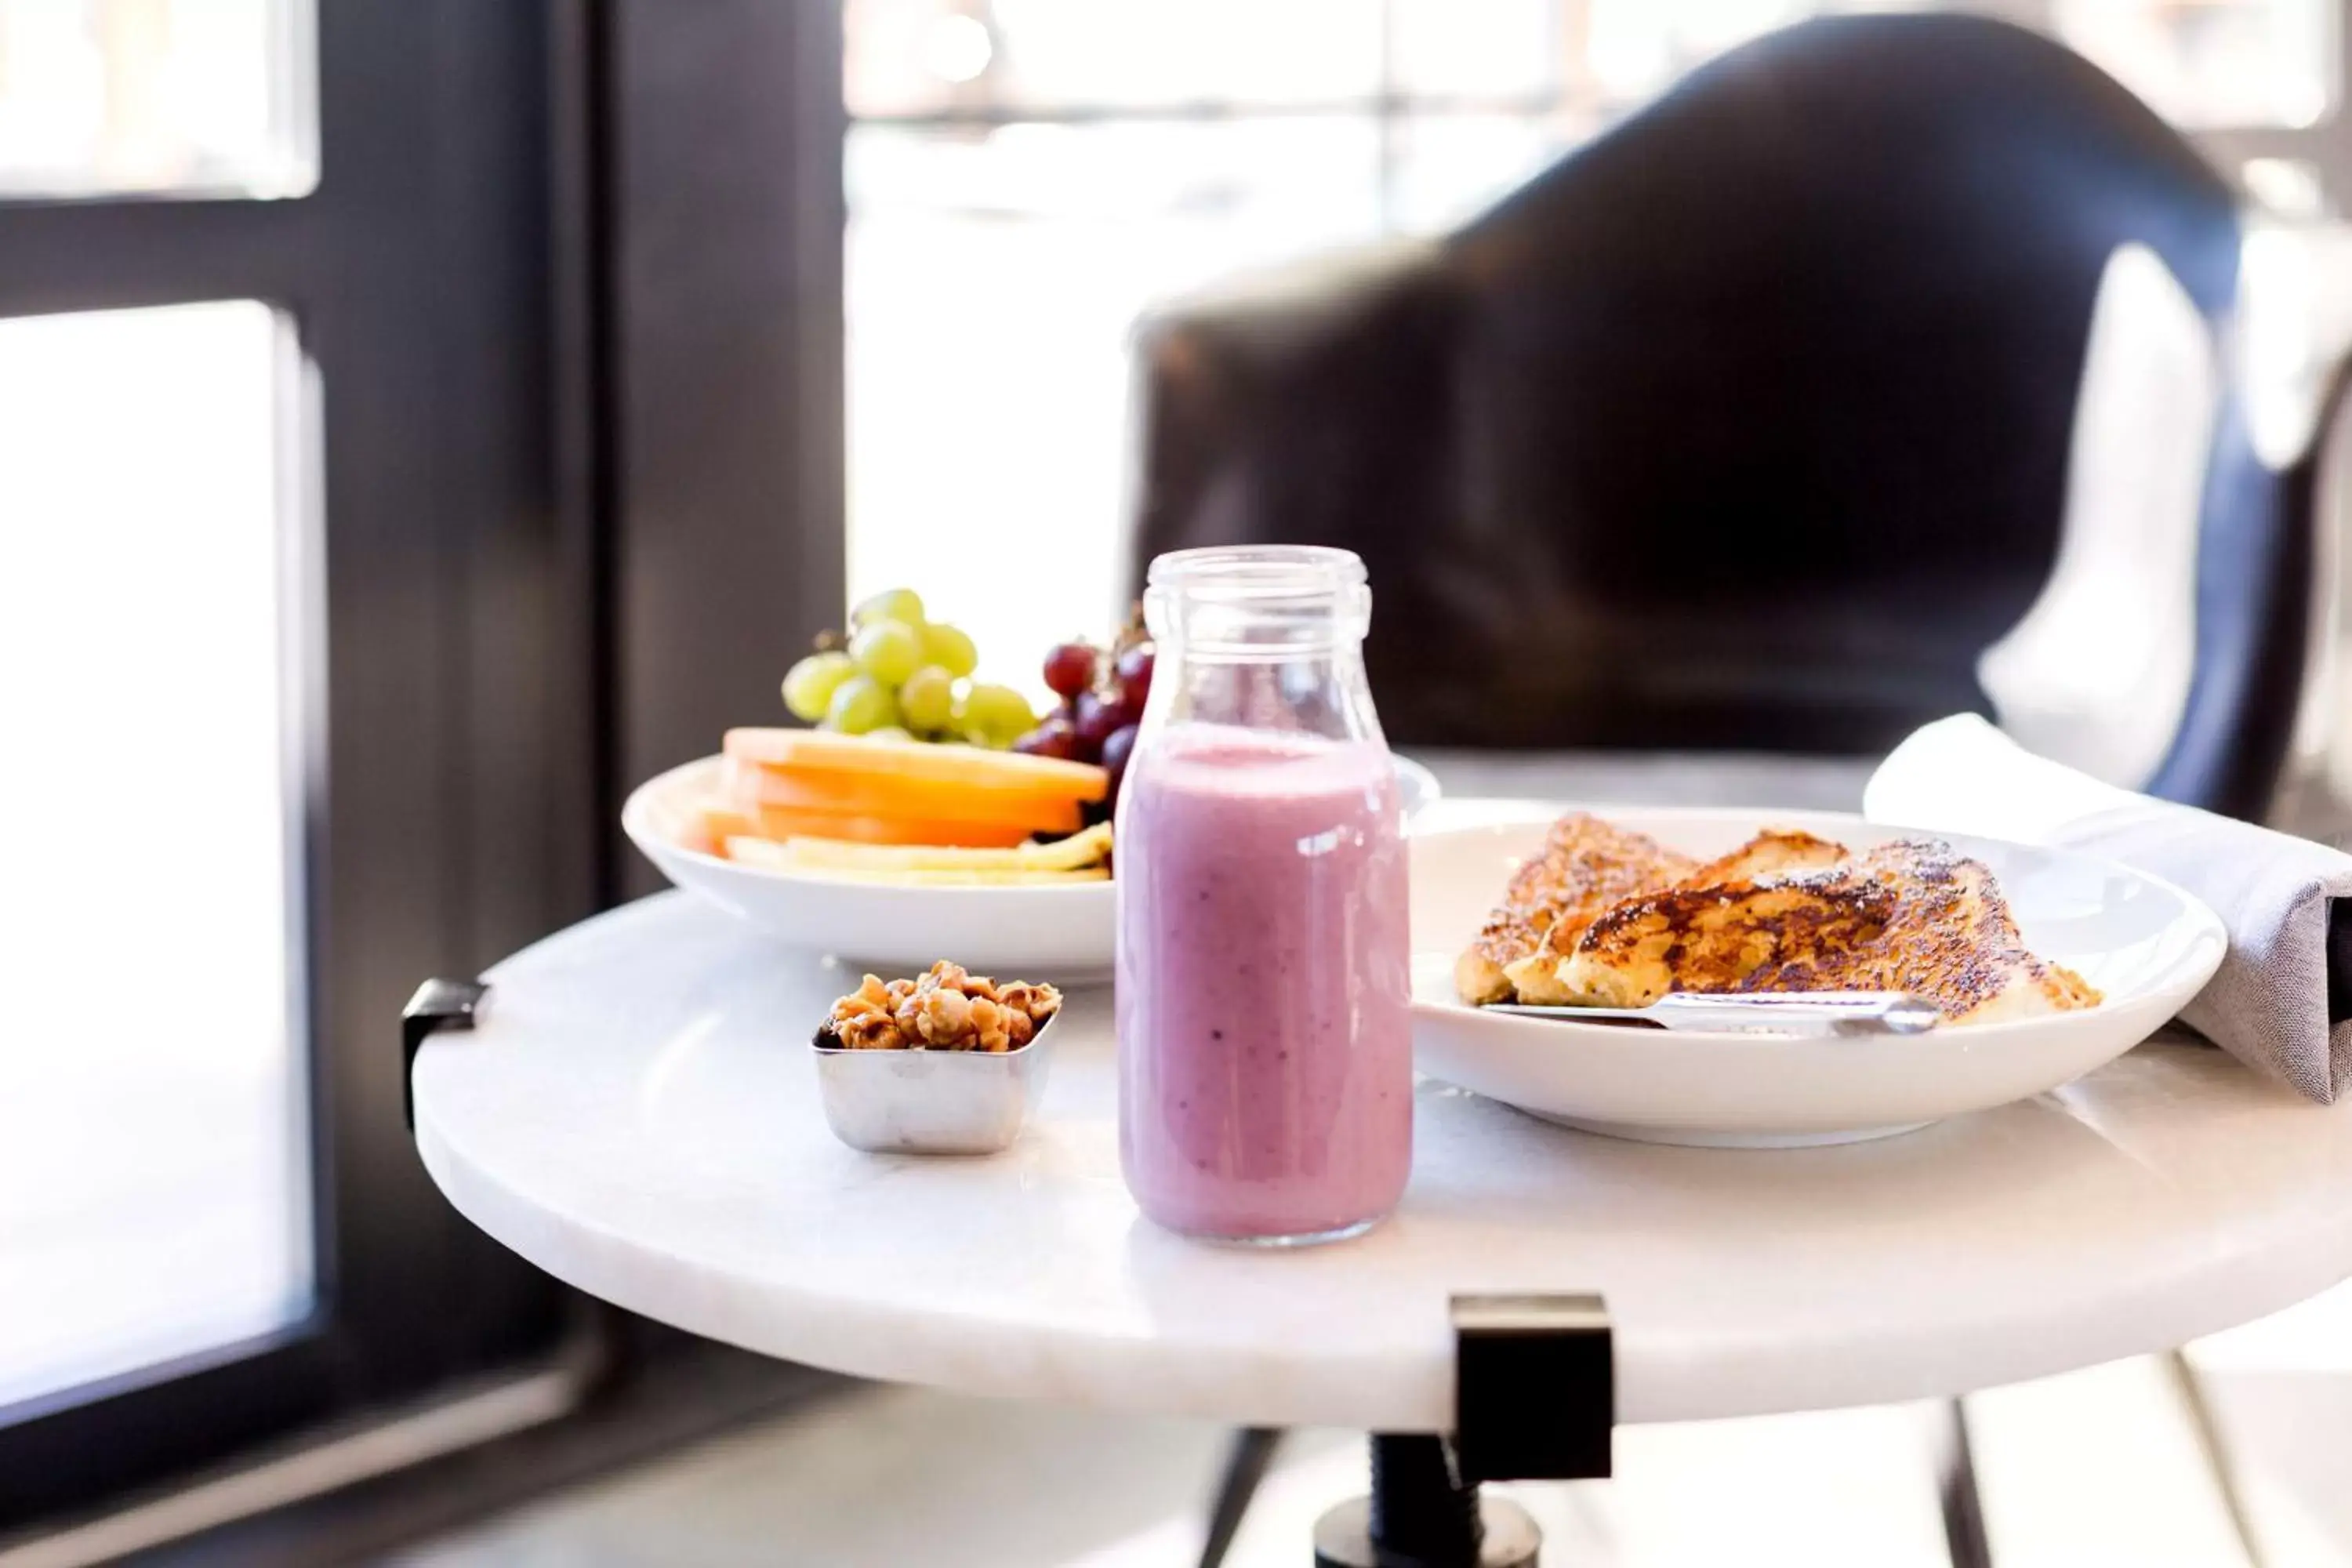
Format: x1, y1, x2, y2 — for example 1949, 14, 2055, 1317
622, 753, 1444, 977
623, 757, 1116, 975
1409, 807, 2227, 1147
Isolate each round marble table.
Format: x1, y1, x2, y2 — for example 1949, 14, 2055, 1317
412, 891, 2352, 1436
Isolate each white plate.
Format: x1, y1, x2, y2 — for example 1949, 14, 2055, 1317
622, 752, 1443, 977
1409, 807, 2227, 1148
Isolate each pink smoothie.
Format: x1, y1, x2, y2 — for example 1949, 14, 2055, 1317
1115, 726, 1412, 1242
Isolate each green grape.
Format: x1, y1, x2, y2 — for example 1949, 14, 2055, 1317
825, 675, 899, 735
920, 621, 979, 679
850, 619, 923, 686
850, 587, 925, 630
956, 681, 1036, 748
866, 726, 915, 744
781, 650, 856, 723
898, 665, 956, 733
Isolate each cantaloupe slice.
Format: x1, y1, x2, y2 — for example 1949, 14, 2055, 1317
724, 728, 1107, 803
702, 801, 1032, 851
718, 757, 1083, 834
644, 789, 726, 855
725, 836, 1108, 884
688, 800, 760, 847
771, 821, 1113, 873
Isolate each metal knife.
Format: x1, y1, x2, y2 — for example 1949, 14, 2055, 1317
1483, 991, 1941, 1036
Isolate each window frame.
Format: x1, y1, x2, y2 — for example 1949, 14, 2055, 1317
0, 0, 601, 1530
844, 0, 2352, 216
603, 0, 847, 898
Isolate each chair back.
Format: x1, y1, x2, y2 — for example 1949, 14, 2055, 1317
1130, 15, 2319, 815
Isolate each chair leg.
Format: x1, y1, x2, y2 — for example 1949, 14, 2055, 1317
2164, 1348, 2267, 1568
1939, 1397, 1992, 1568
1197, 1426, 1284, 1568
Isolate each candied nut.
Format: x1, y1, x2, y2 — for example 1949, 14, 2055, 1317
833, 1011, 906, 1051
827, 975, 895, 1036
995, 981, 1062, 1025
829, 962, 1058, 1051
967, 996, 1011, 1053
913, 985, 972, 1046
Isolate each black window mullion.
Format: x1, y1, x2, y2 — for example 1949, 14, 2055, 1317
606, 0, 844, 896
0, 0, 590, 1534
0, 199, 314, 320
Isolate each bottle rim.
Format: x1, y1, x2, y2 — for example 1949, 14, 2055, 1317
1145, 545, 1367, 602
1142, 546, 1370, 660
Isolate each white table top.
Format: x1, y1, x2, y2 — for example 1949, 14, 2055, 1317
415, 889, 2352, 1433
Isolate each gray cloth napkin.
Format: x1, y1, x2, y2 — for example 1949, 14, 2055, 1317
1865, 714, 2352, 1104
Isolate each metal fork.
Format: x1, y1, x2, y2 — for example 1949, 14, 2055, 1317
1484, 991, 1941, 1036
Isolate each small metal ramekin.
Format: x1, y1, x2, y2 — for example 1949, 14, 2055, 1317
811, 1010, 1057, 1155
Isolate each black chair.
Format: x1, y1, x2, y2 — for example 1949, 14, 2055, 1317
1128, 13, 2345, 822
1149, 18, 2339, 1563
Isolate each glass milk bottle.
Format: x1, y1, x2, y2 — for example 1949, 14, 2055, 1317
1114, 546, 1411, 1244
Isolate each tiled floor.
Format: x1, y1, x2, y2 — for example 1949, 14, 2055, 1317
389, 1303, 2352, 1568
390, 1387, 1954, 1568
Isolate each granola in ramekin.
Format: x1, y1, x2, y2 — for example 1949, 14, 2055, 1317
824, 961, 1062, 1054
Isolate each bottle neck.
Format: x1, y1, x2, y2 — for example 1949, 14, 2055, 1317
1143, 639, 1384, 747
1139, 545, 1382, 746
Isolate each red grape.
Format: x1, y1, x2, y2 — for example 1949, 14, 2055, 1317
1011, 716, 1079, 760
1104, 678, 1145, 727
1042, 641, 1097, 700
1101, 724, 1138, 793
1073, 689, 1122, 750
1113, 643, 1154, 710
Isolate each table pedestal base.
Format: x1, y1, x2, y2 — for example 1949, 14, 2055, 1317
1310, 1436, 1541, 1568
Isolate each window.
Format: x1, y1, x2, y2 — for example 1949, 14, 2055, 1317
0, 0, 314, 198
842, 0, 2344, 695
0, 301, 311, 1412
2056, 0, 2334, 129
0, 5, 582, 1534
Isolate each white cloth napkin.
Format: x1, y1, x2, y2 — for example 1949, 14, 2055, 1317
1865, 714, 2352, 1104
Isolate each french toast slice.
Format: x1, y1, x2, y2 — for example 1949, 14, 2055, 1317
1504, 827, 1853, 1004
1454, 814, 1697, 1004
1680, 828, 1850, 887
1457, 820, 1857, 1006
1552, 838, 2100, 1025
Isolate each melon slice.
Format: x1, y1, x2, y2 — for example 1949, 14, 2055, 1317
689, 800, 760, 848
724, 728, 1107, 802
725, 837, 1108, 885
719, 757, 1083, 834
771, 821, 1112, 873
697, 801, 1033, 851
